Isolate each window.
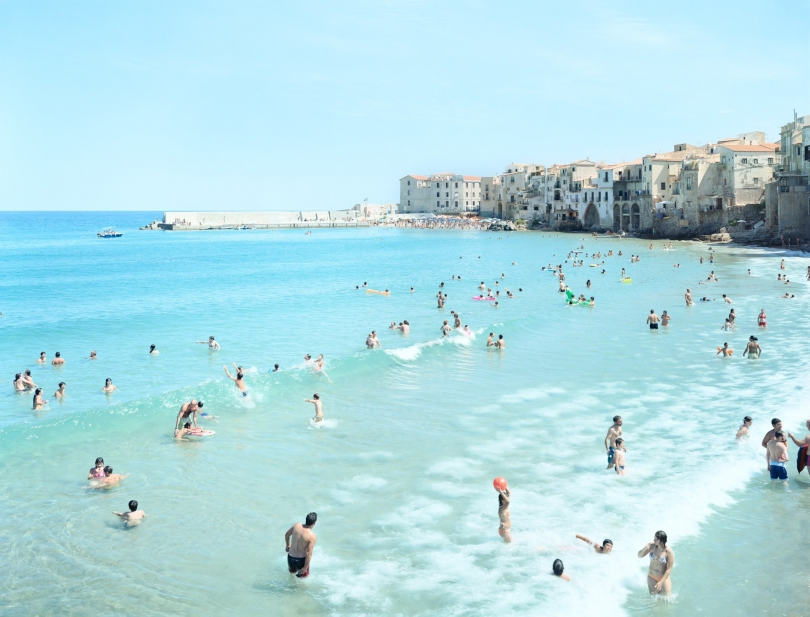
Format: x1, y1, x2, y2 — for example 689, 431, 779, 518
660, 182, 666, 190
455, 183, 458, 188
572, 167, 576, 172
445, 192, 449, 197
445, 182, 449, 188
407, 190, 410, 195
686, 176, 692, 190
454, 201, 458, 207
768, 157, 774, 164
436, 192, 440, 197
446, 201, 449, 207
605, 192, 608, 201
741, 158, 748, 164
465, 192, 468, 197
510, 177, 515, 183
408, 200, 410, 206
753, 159, 758, 164
721, 157, 726, 164
437, 201, 440, 207
465, 201, 468, 206
754, 178, 760, 185
604, 172, 608, 181
407, 180, 411, 185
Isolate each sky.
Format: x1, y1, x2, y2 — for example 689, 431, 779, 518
1, 0, 808, 212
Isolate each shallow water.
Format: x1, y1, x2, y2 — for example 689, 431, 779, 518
1, 212, 809, 616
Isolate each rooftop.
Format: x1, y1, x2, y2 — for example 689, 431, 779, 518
717, 143, 777, 152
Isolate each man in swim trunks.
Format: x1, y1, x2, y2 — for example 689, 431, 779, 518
113, 500, 146, 526
496, 485, 512, 543
646, 310, 659, 329
612, 439, 626, 474
366, 331, 381, 348
305, 394, 323, 423
196, 336, 220, 350
285, 512, 318, 578
52, 352, 65, 366
605, 416, 623, 469
224, 365, 247, 396
441, 321, 452, 337
685, 289, 693, 306
766, 431, 789, 482
175, 399, 202, 430
37, 352, 47, 364
761, 418, 782, 448
495, 335, 505, 349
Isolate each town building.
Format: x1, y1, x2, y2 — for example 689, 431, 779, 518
399, 173, 482, 214
766, 113, 809, 236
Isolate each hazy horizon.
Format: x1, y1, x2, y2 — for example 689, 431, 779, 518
2, 0, 808, 212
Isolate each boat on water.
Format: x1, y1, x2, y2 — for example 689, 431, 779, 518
97, 228, 123, 238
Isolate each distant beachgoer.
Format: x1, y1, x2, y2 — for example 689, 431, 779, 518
721, 318, 732, 331
97, 466, 128, 488
612, 439, 626, 474
605, 416, 623, 469
723, 294, 733, 304
486, 333, 494, 347
575, 535, 613, 554
685, 289, 693, 306
13, 373, 25, 391
495, 335, 505, 349
174, 422, 195, 440
102, 378, 117, 393
149, 344, 159, 355
743, 336, 762, 359
197, 336, 220, 350
441, 321, 452, 337
88, 457, 105, 480
366, 331, 381, 348
410, 287, 414, 292
758, 309, 767, 328
766, 431, 789, 482
400, 320, 410, 333
716, 342, 731, 357
272, 364, 280, 372
33, 388, 47, 410
305, 394, 323, 423
646, 310, 659, 330
661, 311, 671, 326
113, 500, 146, 526
37, 352, 47, 364
736, 416, 753, 440
453, 314, 461, 328
51, 352, 65, 366
176, 400, 202, 430
224, 365, 247, 396
89, 350, 97, 359
638, 531, 674, 596
54, 382, 66, 399
762, 418, 782, 448
21, 370, 37, 389
496, 483, 512, 543
285, 512, 318, 578
552, 559, 570, 581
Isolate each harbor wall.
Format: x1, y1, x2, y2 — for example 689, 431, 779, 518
161, 210, 366, 230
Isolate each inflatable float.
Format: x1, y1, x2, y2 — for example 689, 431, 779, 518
716, 347, 734, 356
621, 278, 632, 283
473, 296, 496, 301
366, 289, 390, 296
188, 429, 215, 436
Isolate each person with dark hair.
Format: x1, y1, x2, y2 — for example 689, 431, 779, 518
96, 466, 128, 488
32, 388, 47, 410
743, 336, 762, 359
646, 310, 659, 330
175, 422, 194, 440
52, 352, 65, 366
736, 416, 753, 440
223, 365, 247, 396
149, 344, 159, 355
612, 439, 626, 474
552, 559, 570, 581
285, 513, 318, 578
638, 530, 674, 595
605, 416, 623, 469
496, 482, 512, 543
113, 500, 146, 526
576, 534, 613, 554
272, 363, 280, 372
36, 351, 47, 364
88, 457, 105, 480
762, 418, 782, 448
13, 373, 25, 391
176, 399, 203, 431
196, 336, 220, 350
102, 378, 116, 393
766, 431, 789, 482
21, 370, 37, 389
305, 394, 323, 423
788, 420, 810, 458
54, 382, 66, 399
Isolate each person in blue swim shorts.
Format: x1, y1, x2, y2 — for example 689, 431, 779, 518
766, 431, 789, 483
605, 416, 623, 469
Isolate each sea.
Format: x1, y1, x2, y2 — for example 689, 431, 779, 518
0, 211, 808, 617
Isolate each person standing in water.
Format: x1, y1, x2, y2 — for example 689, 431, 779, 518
638, 530, 674, 596
197, 336, 220, 350
661, 311, 671, 326
52, 352, 65, 366
175, 400, 202, 430
33, 388, 47, 410
223, 365, 247, 396
743, 336, 762, 358
646, 310, 659, 330
758, 309, 767, 328
285, 512, 318, 578
54, 382, 66, 399
605, 416, 623, 469
766, 431, 789, 482
685, 288, 693, 306
496, 482, 512, 543
149, 344, 159, 355
305, 394, 323, 423
736, 416, 752, 440
102, 378, 116, 393
612, 439, 626, 474
36, 352, 47, 364
113, 500, 146, 526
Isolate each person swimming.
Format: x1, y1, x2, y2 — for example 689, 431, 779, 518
224, 365, 247, 396
552, 559, 570, 581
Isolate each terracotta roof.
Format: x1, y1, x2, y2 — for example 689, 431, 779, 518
463, 176, 482, 181
408, 174, 428, 180
718, 143, 777, 152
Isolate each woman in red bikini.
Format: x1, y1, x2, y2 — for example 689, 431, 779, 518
758, 308, 767, 328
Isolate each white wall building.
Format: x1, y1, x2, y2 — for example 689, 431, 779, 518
400, 173, 481, 214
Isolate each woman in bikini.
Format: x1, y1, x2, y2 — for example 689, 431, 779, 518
638, 530, 674, 596
758, 309, 767, 328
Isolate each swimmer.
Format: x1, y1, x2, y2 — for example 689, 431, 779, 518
722, 294, 733, 304
660, 311, 671, 326
174, 421, 194, 440
762, 418, 782, 448
486, 333, 494, 347
720, 318, 732, 331
32, 388, 47, 410
441, 321, 452, 337
736, 416, 753, 441
285, 512, 318, 578
223, 365, 247, 396
102, 378, 117, 393
36, 352, 47, 364
716, 342, 731, 357
96, 466, 129, 488
552, 559, 570, 581
743, 336, 761, 358
305, 394, 323, 422
272, 364, 280, 372
303, 354, 313, 365
605, 416, 623, 469
175, 399, 202, 430
766, 431, 789, 482
685, 288, 693, 306
389, 321, 396, 330
196, 336, 220, 350
612, 439, 626, 474
21, 370, 37, 389
51, 352, 65, 366
149, 344, 159, 355
462, 325, 471, 335
88, 457, 105, 480
399, 320, 410, 334
54, 382, 66, 399
453, 313, 461, 328
646, 310, 659, 330
113, 500, 146, 526
728, 308, 736, 325
638, 531, 674, 596
496, 483, 512, 543
366, 331, 381, 349
410, 287, 414, 292
89, 350, 97, 359
313, 356, 331, 382
13, 373, 25, 391
495, 334, 505, 349
575, 535, 613, 554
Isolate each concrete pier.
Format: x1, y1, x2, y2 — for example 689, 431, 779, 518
157, 210, 369, 230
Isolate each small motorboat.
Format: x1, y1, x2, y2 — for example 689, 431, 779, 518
97, 228, 123, 238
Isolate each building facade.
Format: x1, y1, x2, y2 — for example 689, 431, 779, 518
399, 173, 481, 214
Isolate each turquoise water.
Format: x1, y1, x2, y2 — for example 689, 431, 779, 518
1, 212, 809, 616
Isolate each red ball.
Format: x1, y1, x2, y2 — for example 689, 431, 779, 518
493, 476, 507, 491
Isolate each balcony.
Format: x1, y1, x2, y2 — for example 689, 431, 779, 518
554, 182, 561, 189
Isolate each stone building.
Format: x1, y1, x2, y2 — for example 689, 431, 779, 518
400, 173, 481, 214
766, 113, 810, 237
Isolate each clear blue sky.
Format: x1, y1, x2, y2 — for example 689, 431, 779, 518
1, 0, 808, 211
